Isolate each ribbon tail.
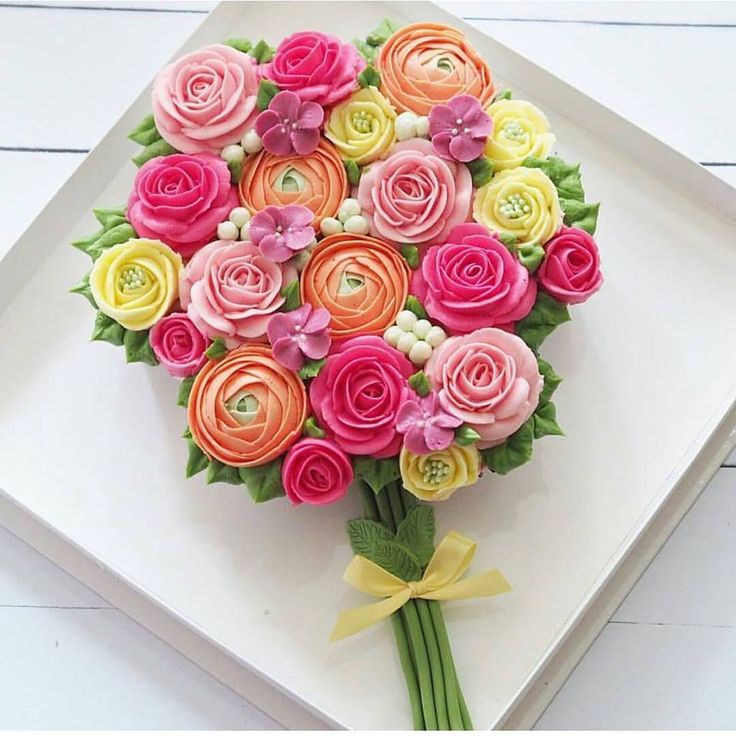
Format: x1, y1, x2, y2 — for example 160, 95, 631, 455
423, 568, 511, 602
329, 590, 411, 642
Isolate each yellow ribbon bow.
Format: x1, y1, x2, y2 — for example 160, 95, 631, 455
330, 530, 511, 642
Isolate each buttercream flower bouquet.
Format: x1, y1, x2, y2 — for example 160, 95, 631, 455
71, 19, 603, 730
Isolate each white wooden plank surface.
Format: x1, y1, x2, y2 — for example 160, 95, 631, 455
1, 1, 735, 730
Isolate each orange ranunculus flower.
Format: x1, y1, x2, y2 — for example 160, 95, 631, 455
187, 344, 307, 468
376, 22, 495, 116
238, 139, 348, 228
300, 233, 410, 340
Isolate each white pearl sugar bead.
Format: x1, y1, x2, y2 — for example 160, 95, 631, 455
397, 331, 417, 354
320, 217, 344, 236
228, 207, 251, 228
412, 319, 432, 339
396, 309, 418, 332
396, 111, 418, 141
383, 325, 403, 347
425, 325, 447, 347
343, 215, 370, 235
221, 144, 245, 163
240, 223, 251, 241
415, 116, 430, 138
241, 128, 263, 154
340, 198, 362, 218
217, 220, 239, 241
409, 340, 432, 365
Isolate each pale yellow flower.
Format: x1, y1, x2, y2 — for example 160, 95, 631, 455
473, 167, 562, 247
485, 99, 555, 170
400, 444, 480, 502
90, 238, 182, 331
325, 86, 397, 165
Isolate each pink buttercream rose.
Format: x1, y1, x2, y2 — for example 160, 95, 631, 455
152, 44, 259, 154
260, 31, 364, 106
310, 336, 413, 458
127, 153, 237, 259
538, 226, 603, 305
180, 240, 297, 348
411, 223, 536, 333
282, 438, 353, 506
425, 327, 543, 448
357, 138, 473, 246
149, 312, 207, 378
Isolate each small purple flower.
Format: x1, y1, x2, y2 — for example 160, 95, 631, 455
267, 303, 331, 372
428, 94, 492, 163
396, 391, 463, 455
255, 90, 325, 156
249, 204, 316, 262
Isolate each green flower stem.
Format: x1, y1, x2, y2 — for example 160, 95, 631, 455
458, 685, 473, 730
361, 483, 380, 520
416, 598, 450, 729
429, 600, 463, 730
375, 487, 397, 532
387, 479, 406, 523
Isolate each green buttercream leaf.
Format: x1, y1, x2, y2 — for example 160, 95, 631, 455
207, 459, 244, 485
123, 328, 158, 366
298, 357, 325, 380
537, 356, 562, 404
303, 416, 326, 438
523, 155, 585, 202
395, 505, 435, 567
401, 244, 420, 269
256, 80, 280, 111
515, 291, 571, 351
404, 295, 428, 320
205, 337, 228, 361
224, 37, 252, 53
281, 280, 301, 311
481, 417, 534, 475
408, 370, 431, 397
517, 242, 545, 273
533, 401, 564, 439
353, 38, 378, 64
347, 518, 395, 557
494, 88, 512, 102
185, 438, 209, 478
93, 207, 127, 227
86, 223, 137, 260
249, 39, 275, 63
368, 538, 422, 582
177, 376, 195, 408
344, 158, 361, 186
182, 426, 193, 440
239, 460, 285, 502
466, 157, 493, 188
354, 456, 401, 494
499, 232, 517, 249
455, 424, 481, 447
127, 114, 161, 147
132, 138, 177, 168
228, 158, 243, 184
561, 199, 600, 235
69, 272, 97, 309
358, 64, 381, 89
366, 17, 400, 46
91, 311, 125, 346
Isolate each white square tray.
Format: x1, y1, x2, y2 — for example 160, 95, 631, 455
2, 1, 736, 729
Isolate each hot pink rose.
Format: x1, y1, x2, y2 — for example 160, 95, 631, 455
310, 336, 413, 458
152, 44, 259, 154
538, 226, 603, 305
282, 438, 353, 506
260, 31, 364, 106
149, 312, 207, 378
127, 153, 237, 259
179, 240, 297, 348
357, 138, 473, 246
425, 327, 543, 448
412, 223, 536, 333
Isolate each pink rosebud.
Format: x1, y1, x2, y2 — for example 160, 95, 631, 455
282, 438, 353, 506
149, 312, 208, 378
396, 392, 463, 455
255, 90, 324, 156
429, 94, 492, 163
249, 204, 316, 263
267, 303, 331, 372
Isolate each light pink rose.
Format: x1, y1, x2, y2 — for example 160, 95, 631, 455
310, 336, 413, 458
127, 153, 237, 259
424, 327, 543, 448
260, 31, 364, 106
538, 226, 603, 305
179, 240, 298, 348
411, 223, 536, 333
152, 44, 259, 154
357, 138, 473, 246
149, 312, 207, 378
282, 438, 353, 506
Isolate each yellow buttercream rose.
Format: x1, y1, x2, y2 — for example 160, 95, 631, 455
473, 167, 562, 247
485, 99, 555, 170
90, 238, 182, 331
325, 86, 397, 165
400, 444, 480, 502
